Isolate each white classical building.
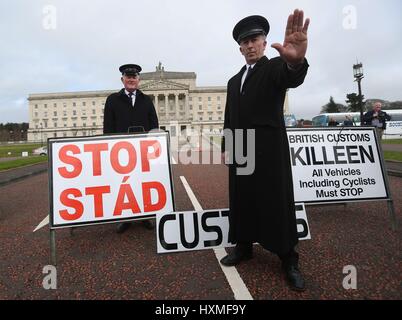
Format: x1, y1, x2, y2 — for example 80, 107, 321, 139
27, 63, 290, 143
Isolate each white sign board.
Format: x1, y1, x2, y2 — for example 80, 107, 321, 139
287, 127, 389, 204
49, 132, 174, 229
157, 208, 310, 253
157, 209, 233, 253
295, 203, 311, 240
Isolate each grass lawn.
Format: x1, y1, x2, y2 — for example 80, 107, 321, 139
382, 139, 402, 144
383, 151, 402, 162
0, 143, 43, 157
0, 156, 48, 171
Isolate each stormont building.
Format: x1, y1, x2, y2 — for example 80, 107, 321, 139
27, 63, 289, 143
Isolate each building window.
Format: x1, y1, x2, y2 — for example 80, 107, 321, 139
63, 103, 67, 108
54, 103, 57, 107
199, 105, 202, 110
217, 105, 221, 109
54, 111, 57, 116
189, 105, 193, 110
73, 102, 76, 107
82, 102, 86, 106
83, 123, 86, 127
92, 109, 96, 115
44, 122, 48, 128
73, 123, 76, 127
218, 117, 222, 120
44, 104, 47, 108
34, 104, 38, 109
208, 97, 211, 101
198, 97, 202, 102
217, 96, 221, 101
34, 112, 38, 117
54, 123, 57, 128
92, 122, 96, 126
63, 133, 67, 137
64, 123, 67, 127
209, 117, 212, 121
73, 110, 76, 116
92, 101, 96, 106
199, 117, 203, 121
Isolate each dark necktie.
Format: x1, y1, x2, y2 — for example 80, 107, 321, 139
128, 92, 134, 106
244, 66, 253, 82
241, 66, 252, 92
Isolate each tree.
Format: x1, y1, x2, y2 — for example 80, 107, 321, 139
321, 96, 347, 114
346, 93, 359, 112
346, 93, 366, 112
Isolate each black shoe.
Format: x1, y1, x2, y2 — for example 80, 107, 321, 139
220, 244, 253, 267
141, 220, 155, 230
283, 264, 306, 292
116, 222, 131, 234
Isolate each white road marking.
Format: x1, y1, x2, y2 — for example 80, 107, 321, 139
171, 156, 177, 164
33, 215, 49, 232
179, 176, 253, 300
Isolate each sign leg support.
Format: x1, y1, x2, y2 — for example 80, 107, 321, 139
50, 229, 57, 266
387, 199, 397, 231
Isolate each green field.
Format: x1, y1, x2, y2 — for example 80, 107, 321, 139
0, 143, 42, 158
383, 151, 402, 162
0, 156, 48, 171
382, 139, 402, 144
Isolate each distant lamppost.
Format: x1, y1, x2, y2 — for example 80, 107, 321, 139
353, 62, 364, 125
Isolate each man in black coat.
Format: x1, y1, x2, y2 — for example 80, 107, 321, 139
220, 10, 310, 291
363, 102, 391, 140
103, 64, 159, 233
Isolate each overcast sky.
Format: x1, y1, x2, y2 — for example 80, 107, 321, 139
1, 0, 401, 123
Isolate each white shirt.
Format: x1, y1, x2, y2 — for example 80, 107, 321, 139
240, 63, 256, 92
125, 89, 137, 107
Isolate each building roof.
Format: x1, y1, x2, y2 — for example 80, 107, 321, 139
140, 62, 196, 80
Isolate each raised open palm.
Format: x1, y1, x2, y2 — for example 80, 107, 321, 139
271, 9, 310, 66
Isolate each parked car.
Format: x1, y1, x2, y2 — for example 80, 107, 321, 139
33, 146, 48, 156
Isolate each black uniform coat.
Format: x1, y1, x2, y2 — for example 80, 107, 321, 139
223, 56, 309, 255
362, 110, 391, 130
103, 89, 159, 134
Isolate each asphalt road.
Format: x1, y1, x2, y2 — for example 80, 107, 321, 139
0, 157, 401, 300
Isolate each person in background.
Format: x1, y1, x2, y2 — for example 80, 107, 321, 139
363, 102, 391, 140
343, 115, 354, 126
328, 117, 339, 126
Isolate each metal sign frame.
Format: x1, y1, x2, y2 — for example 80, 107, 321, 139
287, 126, 396, 230
47, 130, 176, 265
